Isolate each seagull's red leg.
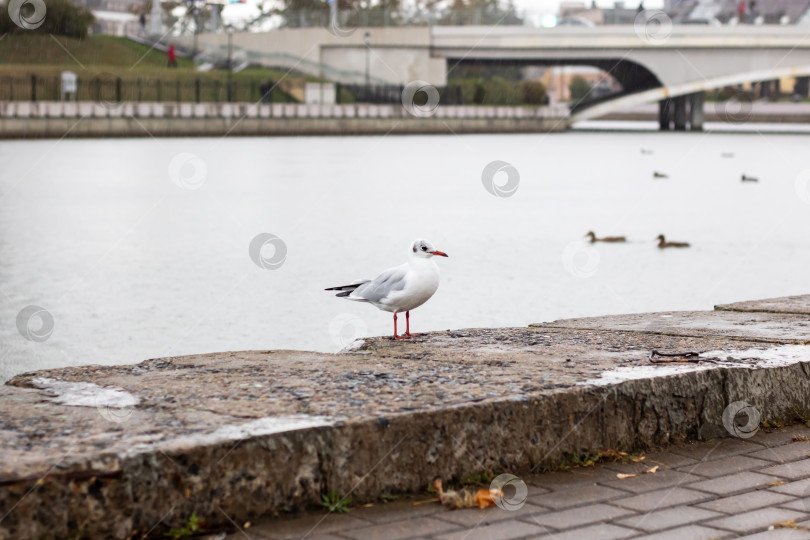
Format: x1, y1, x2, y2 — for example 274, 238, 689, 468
393, 312, 403, 340
403, 311, 418, 338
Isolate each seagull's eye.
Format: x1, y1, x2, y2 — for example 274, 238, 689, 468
421, 246, 427, 251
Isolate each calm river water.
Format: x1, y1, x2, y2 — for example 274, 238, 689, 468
2, 126, 809, 381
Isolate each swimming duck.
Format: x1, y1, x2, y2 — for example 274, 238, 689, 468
653, 172, 669, 179
586, 231, 626, 243
741, 174, 758, 182
657, 234, 690, 248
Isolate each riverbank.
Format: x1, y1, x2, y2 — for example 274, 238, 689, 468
1, 294, 809, 538
0, 102, 569, 138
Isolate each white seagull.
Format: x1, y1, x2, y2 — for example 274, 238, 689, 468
325, 239, 449, 339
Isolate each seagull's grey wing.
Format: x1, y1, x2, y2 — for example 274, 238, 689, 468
352, 264, 408, 303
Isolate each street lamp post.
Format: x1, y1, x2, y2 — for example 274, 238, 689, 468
364, 31, 370, 88
227, 26, 233, 102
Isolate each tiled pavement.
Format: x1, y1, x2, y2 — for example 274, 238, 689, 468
227, 425, 810, 540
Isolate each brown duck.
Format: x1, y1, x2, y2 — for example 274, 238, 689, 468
586, 231, 626, 243
657, 234, 690, 248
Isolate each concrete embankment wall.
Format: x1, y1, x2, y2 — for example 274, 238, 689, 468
0, 101, 570, 138
603, 102, 810, 123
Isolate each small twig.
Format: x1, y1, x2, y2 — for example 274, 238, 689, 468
648, 350, 718, 364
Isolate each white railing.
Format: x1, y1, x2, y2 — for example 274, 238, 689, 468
0, 101, 570, 120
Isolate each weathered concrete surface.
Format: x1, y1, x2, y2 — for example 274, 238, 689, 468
542, 309, 810, 344
716, 294, 810, 315
1, 297, 810, 539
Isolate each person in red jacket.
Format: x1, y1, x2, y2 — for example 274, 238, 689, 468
167, 43, 177, 68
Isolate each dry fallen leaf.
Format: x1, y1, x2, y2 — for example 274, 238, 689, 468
793, 435, 810, 442
771, 520, 808, 531
474, 488, 502, 509
631, 456, 646, 463
434, 478, 502, 510
644, 465, 660, 474
768, 480, 786, 487
616, 473, 637, 479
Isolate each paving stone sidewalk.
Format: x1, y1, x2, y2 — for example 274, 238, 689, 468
228, 425, 810, 540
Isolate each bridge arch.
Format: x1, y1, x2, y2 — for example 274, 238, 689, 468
570, 64, 810, 123
448, 56, 663, 97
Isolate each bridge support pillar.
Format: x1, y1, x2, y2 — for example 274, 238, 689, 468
689, 92, 704, 131
796, 77, 810, 98
673, 96, 688, 131
658, 99, 673, 131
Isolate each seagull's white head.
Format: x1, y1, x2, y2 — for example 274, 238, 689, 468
410, 239, 448, 259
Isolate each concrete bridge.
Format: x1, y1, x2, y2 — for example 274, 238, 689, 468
180, 24, 810, 130
432, 25, 810, 129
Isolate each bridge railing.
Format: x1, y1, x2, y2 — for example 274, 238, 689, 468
0, 75, 468, 106
253, 8, 551, 30
0, 74, 285, 104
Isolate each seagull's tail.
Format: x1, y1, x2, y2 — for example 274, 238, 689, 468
325, 281, 370, 299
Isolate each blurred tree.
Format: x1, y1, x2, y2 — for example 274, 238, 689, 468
472, 80, 487, 104
453, 78, 486, 104
276, 0, 518, 26
518, 80, 546, 104
569, 75, 592, 102
0, 0, 94, 38
481, 76, 521, 104
453, 76, 544, 105
452, 63, 522, 82
440, 0, 522, 25
128, 0, 150, 15
277, 0, 404, 12
280, 0, 330, 9
277, 0, 404, 28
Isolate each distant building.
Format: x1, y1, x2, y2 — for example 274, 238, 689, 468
558, 1, 662, 25
667, 0, 810, 24
600, 2, 639, 24
561, 0, 810, 25
664, 0, 694, 10
72, 0, 144, 35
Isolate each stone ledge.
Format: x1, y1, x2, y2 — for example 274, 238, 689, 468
715, 294, 810, 315
1, 296, 810, 538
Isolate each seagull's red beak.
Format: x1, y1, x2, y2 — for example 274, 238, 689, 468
430, 250, 449, 257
